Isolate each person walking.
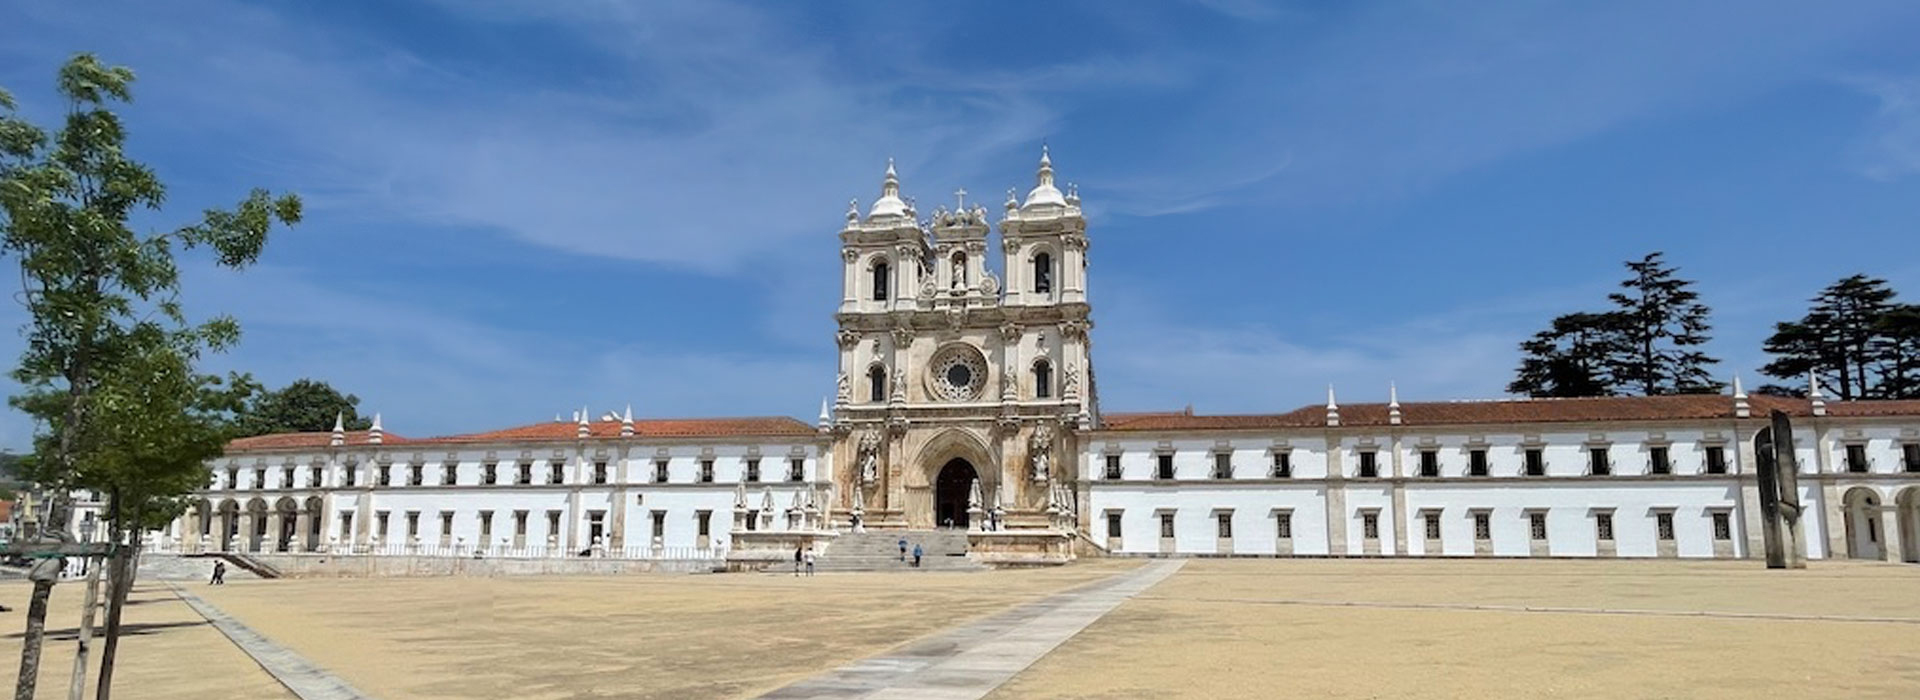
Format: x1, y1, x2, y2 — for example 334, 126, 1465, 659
898, 537, 908, 562
210, 560, 226, 585
793, 546, 803, 576
912, 543, 923, 568
804, 549, 816, 576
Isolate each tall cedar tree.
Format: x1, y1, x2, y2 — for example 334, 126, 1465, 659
1507, 312, 1622, 397
1760, 275, 1920, 400
0, 54, 299, 699
1606, 253, 1719, 395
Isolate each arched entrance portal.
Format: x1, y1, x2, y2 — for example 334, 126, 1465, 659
934, 459, 979, 530
1897, 487, 1920, 564
1843, 487, 1885, 561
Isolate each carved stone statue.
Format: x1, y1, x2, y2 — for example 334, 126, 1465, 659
891, 367, 907, 403
980, 271, 1001, 296
835, 372, 850, 403
856, 428, 881, 484
1063, 361, 1080, 398
1029, 423, 1055, 482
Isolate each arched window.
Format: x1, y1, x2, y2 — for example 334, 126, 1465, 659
1034, 359, 1053, 399
1034, 252, 1053, 294
868, 365, 888, 403
871, 260, 890, 301
951, 251, 968, 289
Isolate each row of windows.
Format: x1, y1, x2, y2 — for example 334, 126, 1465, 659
864, 359, 1057, 402
216, 458, 808, 491
1107, 444, 1808, 480
1110, 509, 1732, 544
1845, 444, 1920, 473
865, 252, 1055, 303
337, 508, 719, 543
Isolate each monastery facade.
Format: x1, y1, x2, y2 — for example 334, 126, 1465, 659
163, 152, 1920, 567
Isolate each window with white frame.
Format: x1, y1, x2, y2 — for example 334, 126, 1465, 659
482, 462, 497, 485
1711, 511, 1731, 540
1595, 511, 1615, 541
1655, 511, 1675, 541
594, 461, 609, 485
1472, 511, 1491, 541
1156, 453, 1174, 480
548, 461, 564, 484
1106, 511, 1122, 540
653, 459, 670, 483
442, 463, 457, 485
1212, 452, 1232, 479
408, 464, 423, 486
699, 460, 715, 483
377, 464, 391, 487
1649, 446, 1671, 475
1524, 448, 1545, 476
1705, 445, 1727, 474
746, 459, 761, 482
789, 458, 805, 481
1845, 444, 1869, 473
1588, 447, 1611, 476
1271, 451, 1292, 478
1276, 511, 1293, 539
1216, 512, 1233, 539
1357, 450, 1379, 478
1904, 443, 1920, 473
1423, 511, 1442, 539
1159, 512, 1175, 539
1361, 511, 1379, 540
1528, 512, 1547, 541
1104, 454, 1122, 480
1419, 450, 1440, 477
515, 462, 532, 485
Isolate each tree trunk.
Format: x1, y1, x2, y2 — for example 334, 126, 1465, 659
15, 576, 56, 700
96, 497, 137, 700
66, 557, 104, 700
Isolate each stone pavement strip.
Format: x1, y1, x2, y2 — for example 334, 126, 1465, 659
169, 583, 375, 700
759, 560, 1186, 700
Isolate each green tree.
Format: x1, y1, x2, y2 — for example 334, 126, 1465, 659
233, 378, 371, 437
0, 54, 299, 699
1872, 303, 1920, 399
1606, 252, 1720, 395
1760, 275, 1895, 400
1507, 312, 1621, 398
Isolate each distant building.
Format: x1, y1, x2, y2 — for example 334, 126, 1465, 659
161, 153, 1920, 566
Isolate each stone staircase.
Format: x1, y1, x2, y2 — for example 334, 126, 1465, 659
137, 553, 261, 582
815, 530, 985, 572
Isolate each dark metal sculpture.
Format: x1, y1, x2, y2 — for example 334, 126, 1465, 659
1754, 410, 1808, 569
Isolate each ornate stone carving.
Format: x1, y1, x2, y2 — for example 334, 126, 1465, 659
856, 428, 880, 484
998, 322, 1021, 341
846, 199, 859, 223
980, 271, 1000, 296
1063, 361, 1081, 399
1030, 423, 1055, 482
891, 366, 908, 403
1063, 233, 1089, 251
835, 372, 850, 403
891, 327, 914, 347
1060, 320, 1089, 340
835, 329, 860, 349
919, 274, 936, 300
842, 248, 859, 263
929, 344, 988, 401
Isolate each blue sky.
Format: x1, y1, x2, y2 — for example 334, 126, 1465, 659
3, 1, 1920, 447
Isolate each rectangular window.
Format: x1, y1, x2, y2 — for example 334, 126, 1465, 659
1159, 512, 1175, 539
343, 466, 355, 487
442, 464, 457, 486
402, 464, 418, 486
440, 511, 454, 536
1212, 453, 1232, 479
1649, 446, 1671, 475
406, 511, 420, 539
339, 512, 353, 540
1711, 512, 1731, 541
549, 462, 565, 485
516, 462, 532, 485
226, 468, 239, 489
1903, 444, 1920, 473
376, 511, 390, 539
788, 458, 805, 481
1469, 449, 1490, 477
1656, 512, 1675, 541
1361, 512, 1379, 540
482, 463, 498, 485
479, 511, 494, 542
1473, 512, 1491, 540
746, 459, 761, 482
1423, 511, 1441, 540
1705, 446, 1727, 474
1596, 512, 1614, 541
697, 511, 712, 537
1589, 447, 1610, 476
1524, 448, 1544, 476
378, 465, 391, 487
1106, 511, 1123, 538
1419, 450, 1440, 477
1357, 451, 1378, 478
594, 461, 609, 485
1276, 512, 1293, 539
546, 510, 561, 539
699, 460, 714, 483
654, 460, 670, 484
1156, 454, 1175, 480
252, 468, 265, 489
1271, 452, 1292, 478
1105, 454, 1122, 480
650, 511, 666, 538
1216, 512, 1233, 538
283, 467, 295, 488
309, 466, 323, 488
1529, 512, 1547, 541
1846, 444, 1869, 473
514, 510, 528, 537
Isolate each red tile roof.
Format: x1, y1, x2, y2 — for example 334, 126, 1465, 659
1097, 395, 1920, 432
223, 417, 815, 453
226, 430, 403, 451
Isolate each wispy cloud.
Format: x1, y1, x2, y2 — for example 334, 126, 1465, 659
1847, 75, 1920, 180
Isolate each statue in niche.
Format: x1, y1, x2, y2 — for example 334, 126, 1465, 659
892, 367, 907, 402
1063, 361, 1080, 397
1029, 423, 1055, 482
835, 372, 850, 403
856, 428, 881, 484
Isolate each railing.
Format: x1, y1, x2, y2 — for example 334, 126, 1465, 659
143, 536, 727, 561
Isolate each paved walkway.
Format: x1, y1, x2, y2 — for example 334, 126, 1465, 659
759, 560, 1185, 700
169, 584, 374, 700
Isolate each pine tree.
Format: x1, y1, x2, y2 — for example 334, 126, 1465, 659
1760, 275, 1912, 400
1606, 252, 1719, 395
1874, 303, 1920, 399
1507, 312, 1620, 397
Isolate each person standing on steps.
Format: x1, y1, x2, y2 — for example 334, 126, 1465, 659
793, 546, 802, 576
210, 560, 226, 585
898, 537, 908, 562
912, 543, 923, 568
804, 548, 816, 576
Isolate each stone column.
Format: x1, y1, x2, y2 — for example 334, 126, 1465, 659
267, 510, 285, 552
1812, 424, 1844, 559
1325, 434, 1348, 556
609, 448, 629, 551
292, 509, 310, 552
1388, 434, 1408, 556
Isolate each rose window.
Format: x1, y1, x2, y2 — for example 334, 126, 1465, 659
930, 346, 989, 402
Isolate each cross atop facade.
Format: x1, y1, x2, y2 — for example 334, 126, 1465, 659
954, 188, 968, 210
